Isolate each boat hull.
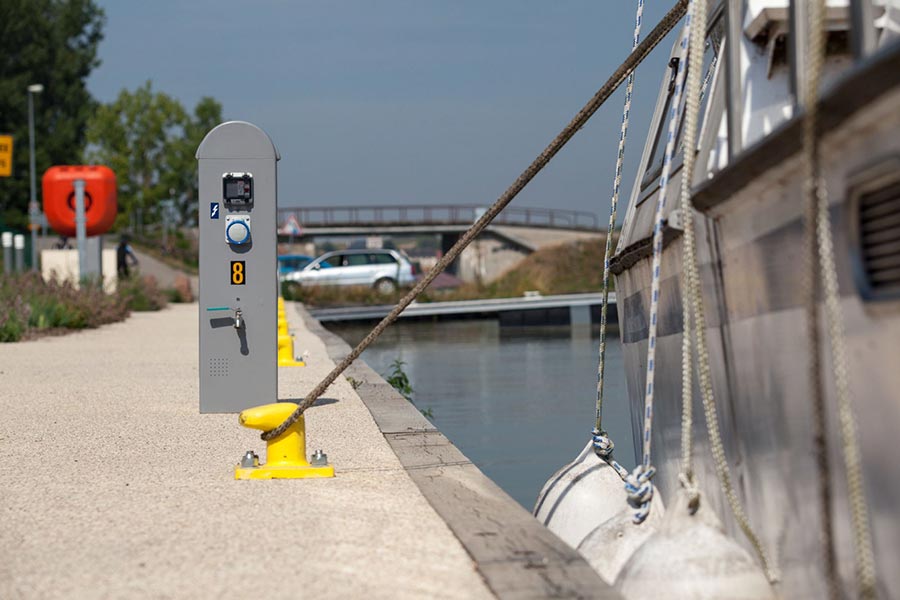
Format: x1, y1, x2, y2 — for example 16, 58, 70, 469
614, 80, 900, 597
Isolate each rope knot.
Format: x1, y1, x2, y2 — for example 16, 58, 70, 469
624, 465, 656, 523
678, 471, 701, 514
591, 428, 615, 458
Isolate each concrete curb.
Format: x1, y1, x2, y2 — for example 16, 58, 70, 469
295, 304, 622, 599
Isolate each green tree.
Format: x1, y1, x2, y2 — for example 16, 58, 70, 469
0, 0, 105, 229
85, 82, 222, 229
161, 96, 224, 226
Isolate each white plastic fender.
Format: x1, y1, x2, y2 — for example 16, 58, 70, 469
577, 486, 665, 584
615, 489, 775, 600
533, 440, 629, 549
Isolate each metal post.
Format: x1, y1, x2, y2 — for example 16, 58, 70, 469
2, 232, 13, 273
14, 234, 25, 272
725, 0, 744, 160
850, 0, 876, 60
159, 198, 175, 250
27, 85, 43, 271
74, 179, 87, 280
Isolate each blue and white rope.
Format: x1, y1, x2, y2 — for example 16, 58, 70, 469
592, 428, 630, 480
624, 4, 694, 525
593, 0, 644, 483
595, 0, 644, 439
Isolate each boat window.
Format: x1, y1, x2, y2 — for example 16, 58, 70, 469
640, 14, 725, 194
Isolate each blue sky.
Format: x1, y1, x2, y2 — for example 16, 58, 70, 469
88, 1, 678, 215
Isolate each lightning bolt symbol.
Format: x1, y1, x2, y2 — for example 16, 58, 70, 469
211, 204, 219, 218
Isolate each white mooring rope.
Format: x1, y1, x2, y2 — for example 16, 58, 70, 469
592, 0, 644, 486
623, 5, 694, 526
803, 0, 878, 597
676, 0, 778, 583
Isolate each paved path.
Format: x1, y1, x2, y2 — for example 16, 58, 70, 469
0, 304, 492, 599
129, 247, 199, 293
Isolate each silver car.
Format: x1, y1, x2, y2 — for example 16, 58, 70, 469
283, 248, 416, 295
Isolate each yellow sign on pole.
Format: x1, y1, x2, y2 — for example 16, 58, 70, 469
0, 135, 13, 177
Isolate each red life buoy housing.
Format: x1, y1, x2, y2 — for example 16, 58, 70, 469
42, 165, 117, 237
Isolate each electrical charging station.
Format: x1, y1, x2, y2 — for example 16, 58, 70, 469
197, 121, 279, 413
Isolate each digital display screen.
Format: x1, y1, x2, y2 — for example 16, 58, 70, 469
223, 173, 252, 203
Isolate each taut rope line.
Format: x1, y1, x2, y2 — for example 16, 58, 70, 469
262, 0, 690, 443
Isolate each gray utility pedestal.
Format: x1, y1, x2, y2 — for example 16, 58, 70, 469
197, 121, 280, 413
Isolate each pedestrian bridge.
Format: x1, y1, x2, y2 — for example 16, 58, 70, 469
276, 204, 604, 283
277, 204, 601, 237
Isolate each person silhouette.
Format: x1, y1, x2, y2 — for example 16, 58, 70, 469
116, 235, 139, 278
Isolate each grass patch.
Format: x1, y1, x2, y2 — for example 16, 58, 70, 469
437, 238, 606, 301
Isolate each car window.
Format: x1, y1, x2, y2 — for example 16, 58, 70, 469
345, 254, 368, 267
326, 254, 346, 267
368, 253, 397, 265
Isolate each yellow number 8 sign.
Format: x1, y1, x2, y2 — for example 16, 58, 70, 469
230, 261, 246, 285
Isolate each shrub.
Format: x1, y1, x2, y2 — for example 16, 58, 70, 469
281, 282, 407, 307
164, 274, 194, 303
117, 274, 168, 311
0, 272, 130, 342
0, 295, 28, 342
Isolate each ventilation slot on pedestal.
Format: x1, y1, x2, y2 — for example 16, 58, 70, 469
858, 179, 900, 298
209, 357, 230, 377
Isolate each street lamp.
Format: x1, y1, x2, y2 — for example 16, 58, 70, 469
27, 83, 44, 271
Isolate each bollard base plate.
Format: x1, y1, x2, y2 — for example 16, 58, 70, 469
235, 463, 334, 480
277, 358, 306, 367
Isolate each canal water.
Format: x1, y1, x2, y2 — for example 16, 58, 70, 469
328, 319, 635, 510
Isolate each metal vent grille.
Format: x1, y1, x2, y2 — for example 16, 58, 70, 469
209, 357, 230, 377
858, 179, 900, 297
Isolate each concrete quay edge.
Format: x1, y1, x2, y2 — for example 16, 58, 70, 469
294, 302, 622, 600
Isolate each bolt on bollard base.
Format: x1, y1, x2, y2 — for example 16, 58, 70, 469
277, 333, 306, 367
234, 402, 334, 480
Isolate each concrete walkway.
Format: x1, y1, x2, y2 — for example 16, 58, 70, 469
0, 304, 492, 599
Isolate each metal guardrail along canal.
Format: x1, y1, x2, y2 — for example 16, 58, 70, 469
277, 204, 600, 231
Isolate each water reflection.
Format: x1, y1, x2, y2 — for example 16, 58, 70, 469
329, 319, 634, 509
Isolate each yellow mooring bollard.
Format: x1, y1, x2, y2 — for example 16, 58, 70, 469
278, 333, 305, 366
276, 299, 304, 366
235, 402, 335, 479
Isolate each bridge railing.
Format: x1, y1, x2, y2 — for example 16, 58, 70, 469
277, 204, 599, 231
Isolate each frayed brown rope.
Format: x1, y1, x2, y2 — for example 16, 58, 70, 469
262, 0, 690, 442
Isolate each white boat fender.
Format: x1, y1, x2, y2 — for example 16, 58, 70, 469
533, 439, 628, 549
576, 487, 664, 584
614, 489, 775, 600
